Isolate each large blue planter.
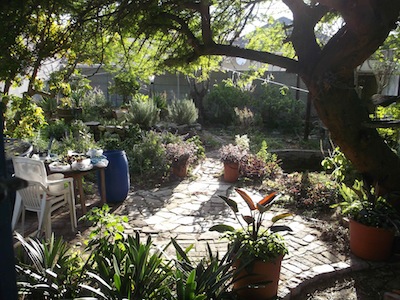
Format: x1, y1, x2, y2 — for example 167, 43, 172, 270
102, 150, 130, 203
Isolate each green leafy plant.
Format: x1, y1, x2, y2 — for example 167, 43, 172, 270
80, 205, 173, 299
322, 147, 360, 185
81, 204, 128, 244
125, 95, 159, 129
128, 130, 169, 178
83, 232, 173, 300
251, 84, 304, 133
374, 103, 400, 154
3, 94, 47, 138
210, 188, 292, 263
203, 80, 252, 125
168, 99, 199, 125
240, 140, 281, 181
332, 180, 400, 230
14, 233, 83, 299
171, 239, 234, 300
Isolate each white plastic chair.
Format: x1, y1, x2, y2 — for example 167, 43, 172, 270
11, 157, 77, 239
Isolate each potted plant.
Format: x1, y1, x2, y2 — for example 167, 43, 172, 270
165, 141, 196, 177
332, 180, 400, 261
210, 188, 292, 300
219, 143, 247, 182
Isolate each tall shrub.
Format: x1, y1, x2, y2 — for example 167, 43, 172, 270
125, 94, 159, 129
252, 84, 304, 133
203, 80, 251, 126
168, 99, 198, 125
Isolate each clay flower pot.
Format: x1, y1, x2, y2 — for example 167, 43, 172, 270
223, 162, 239, 182
233, 256, 284, 300
172, 162, 189, 178
349, 219, 395, 261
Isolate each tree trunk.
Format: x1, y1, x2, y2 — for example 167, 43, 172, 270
308, 77, 400, 211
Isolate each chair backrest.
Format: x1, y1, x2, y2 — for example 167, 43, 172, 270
17, 182, 46, 212
12, 157, 48, 184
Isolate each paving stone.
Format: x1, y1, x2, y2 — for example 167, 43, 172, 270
284, 263, 303, 274
303, 234, 317, 243
311, 264, 335, 274
331, 261, 351, 270
290, 258, 311, 271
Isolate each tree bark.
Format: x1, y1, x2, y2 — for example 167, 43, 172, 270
308, 76, 400, 210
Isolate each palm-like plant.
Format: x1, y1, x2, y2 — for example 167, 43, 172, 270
171, 239, 235, 300
210, 188, 292, 262
83, 232, 173, 300
14, 232, 83, 299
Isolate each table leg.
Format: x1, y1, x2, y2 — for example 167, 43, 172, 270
75, 174, 86, 214
99, 168, 106, 206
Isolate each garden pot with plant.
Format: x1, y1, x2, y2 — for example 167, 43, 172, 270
165, 141, 196, 178
210, 188, 292, 300
219, 144, 247, 182
332, 180, 400, 261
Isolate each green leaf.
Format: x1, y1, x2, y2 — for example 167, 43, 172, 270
270, 225, 292, 233
209, 224, 235, 233
271, 213, 292, 224
242, 215, 255, 224
218, 195, 238, 213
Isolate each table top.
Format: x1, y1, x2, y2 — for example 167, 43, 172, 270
46, 162, 107, 175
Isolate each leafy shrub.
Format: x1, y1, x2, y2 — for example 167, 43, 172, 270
251, 84, 304, 133
43, 119, 68, 141
242, 146, 281, 179
127, 130, 169, 178
38, 96, 58, 119
375, 103, 400, 154
80, 88, 113, 121
125, 94, 159, 129
153, 92, 168, 120
284, 171, 340, 215
321, 147, 360, 185
168, 99, 199, 125
203, 80, 252, 125
50, 121, 97, 156
4, 94, 47, 138
186, 135, 206, 161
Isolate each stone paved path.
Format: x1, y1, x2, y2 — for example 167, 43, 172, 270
15, 156, 399, 299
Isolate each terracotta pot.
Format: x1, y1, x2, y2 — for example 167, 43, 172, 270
223, 162, 239, 182
349, 219, 395, 261
172, 163, 189, 178
233, 256, 283, 300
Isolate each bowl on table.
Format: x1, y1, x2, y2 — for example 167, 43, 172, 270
47, 173, 65, 194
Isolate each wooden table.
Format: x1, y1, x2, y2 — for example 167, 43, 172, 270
48, 165, 107, 214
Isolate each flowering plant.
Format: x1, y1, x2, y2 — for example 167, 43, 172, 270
210, 188, 292, 262
165, 141, 197, 167
218, 144, 247, 164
